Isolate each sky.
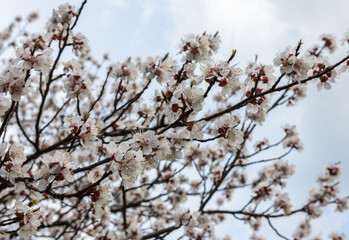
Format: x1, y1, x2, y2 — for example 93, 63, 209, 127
1, 0, 349, 239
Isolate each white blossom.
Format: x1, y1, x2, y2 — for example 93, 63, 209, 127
107, 141, 144, 188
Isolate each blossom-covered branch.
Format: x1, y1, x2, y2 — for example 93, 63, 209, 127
0, 1, 348, 240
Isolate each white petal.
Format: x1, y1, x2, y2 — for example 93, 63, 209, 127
324, 82, 331, 90
106, 141, 116, 154
37, 179, 48, 191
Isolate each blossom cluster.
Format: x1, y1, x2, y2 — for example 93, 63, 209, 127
0, 2, 348, 240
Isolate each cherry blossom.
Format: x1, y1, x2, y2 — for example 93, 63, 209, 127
111, 58, 138, 82
0, 2, 348, 239
12, 201, 41, 240
38, 150, 77, 184
70, 32, 90, 56
179, 32, 220, 62
106, 141, 144, 188
320, 34, 337, 53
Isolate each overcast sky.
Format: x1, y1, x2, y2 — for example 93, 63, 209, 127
1, 0, 349, 239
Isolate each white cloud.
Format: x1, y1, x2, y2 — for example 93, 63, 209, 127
106, 0, 127, 8
139, 0, 156, 26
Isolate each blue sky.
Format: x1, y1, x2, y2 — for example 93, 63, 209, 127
1, 0, 349, 239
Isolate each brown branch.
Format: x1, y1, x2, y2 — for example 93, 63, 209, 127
71, 0, 88, 30
0, 101, 15, 138
89, 68, 111, 113
73, 157, 112, 174
122, 185, 127, 234
35, 26, 71, 147
142, 225, 180, 239
40, 98, 71, 133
